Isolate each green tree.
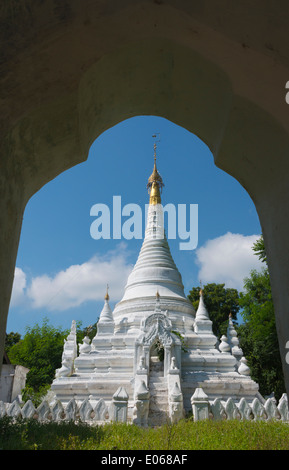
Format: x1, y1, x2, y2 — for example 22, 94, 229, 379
238, 268, 285, 400
5, 331, 21, 354
8, 318, 69, 402
252, 235, 267, 264
188, 283, 240, 338
7, 318, 98, 404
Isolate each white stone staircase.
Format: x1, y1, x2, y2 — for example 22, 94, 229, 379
148, 357, 168, 426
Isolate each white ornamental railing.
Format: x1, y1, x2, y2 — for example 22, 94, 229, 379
191, 388, 289, 422
0, 389, 288, 424
0, 397, 110, 423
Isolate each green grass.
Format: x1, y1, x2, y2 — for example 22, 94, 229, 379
0, 417, 288, 450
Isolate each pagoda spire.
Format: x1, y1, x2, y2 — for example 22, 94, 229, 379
195, 288, 210, 321
99, 286, 113, 323
147, 141, 164, 205
113, 141, 195, 324
104, 284, 109, 301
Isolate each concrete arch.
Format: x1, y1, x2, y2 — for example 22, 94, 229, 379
1, 3, 289, 397
77, 39, 233, 157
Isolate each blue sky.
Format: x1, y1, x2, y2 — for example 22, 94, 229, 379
7, 116, 263, 335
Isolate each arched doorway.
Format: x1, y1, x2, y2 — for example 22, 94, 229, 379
1, 9, 289, 397
135, 309, 182, 425
149, 337, 164, 376
148, 337, 167, 426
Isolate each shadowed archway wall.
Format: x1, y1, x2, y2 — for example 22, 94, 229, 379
1, 1, 289, 397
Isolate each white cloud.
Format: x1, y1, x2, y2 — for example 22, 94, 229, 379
196, 232, 263, 291
10, 267, 27, 307
12, 244, 133, 312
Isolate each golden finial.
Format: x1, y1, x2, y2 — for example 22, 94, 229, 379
199, 280, 203, 296
156, 290, 160, 299
104, 284, 109, 301
147, 135, 164, 205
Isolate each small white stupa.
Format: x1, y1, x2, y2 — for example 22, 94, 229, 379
51, 145, 260, 425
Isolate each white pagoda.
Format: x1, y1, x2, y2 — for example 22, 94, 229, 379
51, 149, 261, 426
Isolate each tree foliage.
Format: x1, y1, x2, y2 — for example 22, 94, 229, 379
7, 319, 69, 399
252, 235, 267, 264
238, 268, 285, 400
188, 283, 240, 338
187, 234, 285, 399
5, 332, 21, 353
6, 317, 97, 404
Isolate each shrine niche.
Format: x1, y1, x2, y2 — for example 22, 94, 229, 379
135, 310, 182, 378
